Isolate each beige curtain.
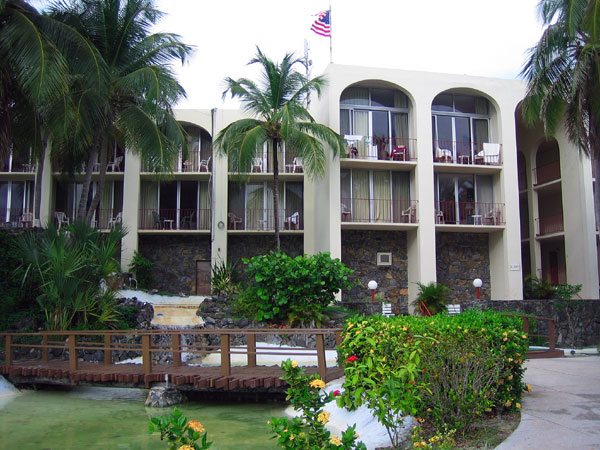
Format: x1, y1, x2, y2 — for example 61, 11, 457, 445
374, 171, 391, 222
392, 172, 411, 221
352, 170, 370, 222
394, 91, 408, 108
354, 111, 369, 157
246, 183, 264, 230
198, 181, 210, 229
475, 97, 488, 115
99, 181, 113, 228
140, 181, 158, 228
341, 87, 369, 105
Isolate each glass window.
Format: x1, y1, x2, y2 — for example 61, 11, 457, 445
340, 110, 351, 136
340, 87, 369, 106
432, 94, 453, 112
454, 95, 476, 114
370, 89, 395, 108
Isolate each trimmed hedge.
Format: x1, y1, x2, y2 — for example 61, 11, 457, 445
337, 310, 528, 433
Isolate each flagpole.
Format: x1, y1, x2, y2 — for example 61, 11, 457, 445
329, 3, 333, 63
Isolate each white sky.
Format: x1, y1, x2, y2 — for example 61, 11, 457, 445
32, 0, 545, 109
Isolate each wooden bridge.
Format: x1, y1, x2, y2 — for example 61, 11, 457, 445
0, 329, 344, 391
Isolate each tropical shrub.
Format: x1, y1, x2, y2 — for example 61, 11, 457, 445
149, 407, 212, 449
211, 260, 242, 296
337, 311, 528, 436
523, 274, 555, 299
414, 282, 451, 315
269, 359, 366, 449
236, 252, 354, 325
14, 222, 126, 330
129, 251, 154, 290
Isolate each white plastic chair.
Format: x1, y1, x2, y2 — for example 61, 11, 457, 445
251, 158, 263, 172
108, 212, 122, 228
108, 156, 123, 172
475, 143, 501, 165
199, 156, 211, 172
54, 211, 70, 230
401, 204, 417, 223
285, 211, 300, 230
341, 203, 351, 221
435, 145, 453, 163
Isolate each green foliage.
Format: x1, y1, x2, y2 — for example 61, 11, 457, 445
236, 252, 354, 325
411, 425, 456, 449
14, 222, 126, 330
129, 251, 154, 290
414, 282, 451, 315
555, 283, 584, 347
523, 275, 556, 299
269, 359, 366, 449
148, 407, 212, 450
337, 311, 528, 437
211, 260, 242, 297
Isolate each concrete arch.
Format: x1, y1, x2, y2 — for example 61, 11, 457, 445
339, 79, 416, 111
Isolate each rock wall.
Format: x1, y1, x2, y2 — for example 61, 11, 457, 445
341, 230, 408, 313
227, 235, 304, 264
139, 235, 211, 295
436, 232, 490, 303
463, 299, 600, 348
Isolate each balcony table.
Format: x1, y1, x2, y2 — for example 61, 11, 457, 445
163, 219, 174, 230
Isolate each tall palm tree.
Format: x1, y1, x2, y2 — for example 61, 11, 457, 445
214, 47, 345, 249
521, 0, 600, 227
48, 0, 192, 223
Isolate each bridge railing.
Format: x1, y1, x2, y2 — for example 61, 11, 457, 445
0, 329, 342, 383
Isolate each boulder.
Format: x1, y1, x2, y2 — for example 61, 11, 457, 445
145, 385, 186, 408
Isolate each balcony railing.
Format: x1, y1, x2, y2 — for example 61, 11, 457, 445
343, 136, 417, 161
536, 213, 564, 236
0, 208, 33, 228
432, 140, 502, 166
229, 151, 303, 174
435, 201, 505, 225
340, 198, 418, 224
142, 150, 211, 173
0, 155, 35, 173
534, 160, 560, 185
139, 208, 211, 230
227, 208, 303, 231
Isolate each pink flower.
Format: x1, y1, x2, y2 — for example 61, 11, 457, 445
346, 355, 358, 363
333, 390, 340, 396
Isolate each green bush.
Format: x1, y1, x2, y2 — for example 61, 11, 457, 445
211, 260, 242, 296
414, 282, 451, 315
129, 251, 154, 290
149, 407, 212, 449
236, 252, 354, 325
337, 311, 528, 435
523, 274, 555, 299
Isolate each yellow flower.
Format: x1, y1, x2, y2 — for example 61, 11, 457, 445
317, 410, 330, 424
503, 337, 508, 342
502, 332, 508, 336
516, 402, 521, 409
354, 432, 360, 438
507, 358, 513, 362
369, 349, 374, 354
505, 400, 512, 407
187, 421, 205, 433
522, 334, 527, 339
507, 374, 514, 380
402, 326, 408, 331
309, 379, 326, 389
178, 446, 194, 450
527, 384, 532, 392
291, 360, 298, 368
330, 435, 342, 446
289, 434, 295, 440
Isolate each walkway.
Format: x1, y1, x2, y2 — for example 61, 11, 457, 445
496, 356, 600, 450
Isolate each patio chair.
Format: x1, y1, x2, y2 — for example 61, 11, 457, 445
54, 211, 70, 230
181, 211, 196, 229
284, 211, 300, 230
290, 157, 303, 173
107, 156, 123, 172
475, 143, 501, 165
228, 212, 242, 230
401, 204, 417, 223
341, 203, 351, 221
251, 158, 263, 172
19, 212, 33, 228
435, 209, 445, 224
108, 212, 122, 228
435, 145, 453, 163
199, 156, 211, 172
152, 210, 164, 229
484, 208, 502, 225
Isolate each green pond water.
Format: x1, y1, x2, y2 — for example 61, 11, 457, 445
0, 387, 283, 449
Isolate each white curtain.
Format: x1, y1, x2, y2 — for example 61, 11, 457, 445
198, 181, 210, 229
354, 111, 369, 157
246, 183, 264, 230
476, 175, 494, 207
352, 170, 370, 222
100, 181, 113, 228
392, 172, 411, 221
140, 181, 158, 228
373, 171, 391, 222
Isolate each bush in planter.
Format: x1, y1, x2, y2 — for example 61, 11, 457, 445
235, 251, 354, 325
337, 310, 528, 435
414, 282, 451, 315
211, 260, 242, 297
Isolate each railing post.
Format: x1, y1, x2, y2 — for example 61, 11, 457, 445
142, 334, 152, 377
68, 335, 78, 372
172, 333, 181, 367
548, 320, 556, 351
41, 334, 48, 363
5, 335, 12, 367
522, 317, 529, 335
247, 333, 256, 368
104, 334, 112, 365
316, 334, 326, 380
335, 331, 342, 348
220, 333, 231, 377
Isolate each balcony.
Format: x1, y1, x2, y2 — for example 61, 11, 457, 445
229, 151, 303, 174
536, 214, 564, 236
0, 208, 34, 228
435, 201, 505, 226
142, 150, 211, 173
534, 160, 560, 186
433, 140, 502, 166
227, 208, 303, 231
139, 208, 211, 231
0, 155, 35, 173
340, 198, 418, 224
342, 136, 417, 162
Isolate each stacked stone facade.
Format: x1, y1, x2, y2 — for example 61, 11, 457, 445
341, 230, 408, 313
436, 232, 490, 303
139, 235, 211, 294
227, 235, 304, 264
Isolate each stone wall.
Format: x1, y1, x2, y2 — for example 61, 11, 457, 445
463, 299, 600, 348
436, 232, 490, 303
341, 230, 408, 314
227, 235, 304, 264
139, 235, 211, 295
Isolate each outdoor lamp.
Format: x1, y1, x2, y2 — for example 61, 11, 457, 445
473, 278, 483, 299
367, 280, 378, 303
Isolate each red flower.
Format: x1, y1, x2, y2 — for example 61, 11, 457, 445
346, 355, 358, 363
333, 390, 340, 396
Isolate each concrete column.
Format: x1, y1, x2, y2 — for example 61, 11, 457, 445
556, 133, 599, 298
526, 146, 542, 279
210, 113, 228, 266
489, 106, 523, 300
39, 146, 53, 226
120, 151, 140, 271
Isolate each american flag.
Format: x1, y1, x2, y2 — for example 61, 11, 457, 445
311, 10, 331, 37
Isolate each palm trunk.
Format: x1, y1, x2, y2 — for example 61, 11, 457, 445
590, 106, 600, 235
33, 135, 47, 223
85, 138, 109, 224
77, 132, 101, 222
272, 138, 280, 250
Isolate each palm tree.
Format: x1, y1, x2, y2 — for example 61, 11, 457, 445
521, 0, 600, 228
214, 47, 345, 249
48, 0, 192, 223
